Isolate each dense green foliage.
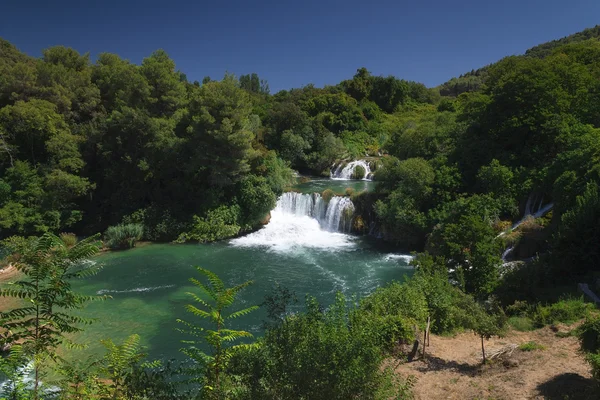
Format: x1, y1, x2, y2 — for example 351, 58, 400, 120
0, 42, 293, 242
579, 316, 600, 380
104, 223, 143, 249
0, 233, 102, 398
177, 267, 258, 399
2, 25, 600, 398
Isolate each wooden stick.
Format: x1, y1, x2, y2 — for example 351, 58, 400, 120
426, 316, 431, 347
422, 329, 426, 358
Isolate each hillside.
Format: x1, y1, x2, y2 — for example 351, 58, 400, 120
438, 24, 600, 97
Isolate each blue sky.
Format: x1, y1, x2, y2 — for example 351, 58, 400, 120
1, 0, 599, 92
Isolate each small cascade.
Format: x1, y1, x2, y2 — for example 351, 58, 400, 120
275, 192, 355, 232
501, 246, 514, 262
511, 193, 554, 231
331, 160, 373, 180
323, 196, 355, 232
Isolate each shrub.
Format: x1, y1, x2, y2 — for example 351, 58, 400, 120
345, 187, 355, 196
519, 341, 545, 351
322, 189, 335, 203
59, 232, 78, 248
176, 205, 241, 243
579, 317, 600, 380
122, 207, 187, 242
579, 316, 600, 354
508, 316, 535, 332
493, 220, 512, 233
104, 223, 143, 249
586, 352, 600, 380
517, 216, 543, 233
351, 165, 366, 180
228, 294, 411, 399
532, 297, 592, 327
354, 312, 415, 353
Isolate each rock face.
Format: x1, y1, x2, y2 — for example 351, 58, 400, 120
260, 212, 272, 225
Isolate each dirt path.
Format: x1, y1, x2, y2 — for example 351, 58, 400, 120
394, 325, 598, 400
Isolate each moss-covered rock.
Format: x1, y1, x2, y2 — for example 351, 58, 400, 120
351, 165, 366, 180
322, 189, 335, 203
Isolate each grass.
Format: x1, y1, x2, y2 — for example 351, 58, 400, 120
519, 341, 546, 351
508, 316, 536, 332
532, 297, 594, 327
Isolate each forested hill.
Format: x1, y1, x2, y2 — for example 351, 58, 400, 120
1, 27, 600, 296
439, 24, 600, 96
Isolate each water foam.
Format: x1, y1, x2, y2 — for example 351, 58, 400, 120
383, 254, 414, 263
96, 284, 175, 295
331, 160, 373, 180
230, 210, 355, 252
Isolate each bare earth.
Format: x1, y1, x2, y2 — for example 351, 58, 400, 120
0, 264, 22, 311
393, 325, 598, 400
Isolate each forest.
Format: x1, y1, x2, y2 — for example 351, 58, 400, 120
1, 24, 600, 399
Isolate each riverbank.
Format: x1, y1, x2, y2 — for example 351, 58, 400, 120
394, 323, 597, 400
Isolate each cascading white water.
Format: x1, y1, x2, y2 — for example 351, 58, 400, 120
501, 246, 514, 261
331, 160, 373, 180
231, 192, 356, 251
276, 192, 355, 232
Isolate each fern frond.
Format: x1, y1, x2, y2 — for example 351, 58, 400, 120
227, 305, 259, 320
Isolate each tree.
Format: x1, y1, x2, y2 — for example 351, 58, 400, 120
0, 233, 103, 399
177, 267, 258, 399
140, 50, 187, 117
469, 302, 506, 363
182, 78, 258, 189
427, 213, 501, 298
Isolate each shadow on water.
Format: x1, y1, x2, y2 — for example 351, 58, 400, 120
535, 373, 598, 400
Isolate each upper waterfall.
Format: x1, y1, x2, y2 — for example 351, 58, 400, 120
331, 160, 373, 180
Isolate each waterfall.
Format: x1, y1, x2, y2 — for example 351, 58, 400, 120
501, 246, 514, 261
276, 192, 355, 232
511, 193, 554, 231
231, 192, 356, 251
331, 160, 373, 180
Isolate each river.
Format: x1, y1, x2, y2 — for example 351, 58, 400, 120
70, 176, 412, 361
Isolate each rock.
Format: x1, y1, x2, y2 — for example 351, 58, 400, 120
503, 359, 519, 368
260, 212, 271, 225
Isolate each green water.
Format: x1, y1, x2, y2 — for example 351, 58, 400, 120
72, 240, 411, 361
69, 177, 405, 362
293, 178, 376, 194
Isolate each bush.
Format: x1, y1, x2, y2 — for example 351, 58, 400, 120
579, 317, 600, 380
586, 352, 600, 380
351, 165, 366, 180
519, 341, 545, 351
508, 316, 535, 332
532, 297, 592, 327
176, 205, 241, 243
104, 224, 143, 249
345, 187, 355, 196
228, 294, 411, 399
579, 316, 600, 353
59, 232, 78, 248
322, 189, 335, 203
122, 207, 188, 242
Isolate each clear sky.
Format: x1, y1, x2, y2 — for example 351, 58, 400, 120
1, 0, 599, 92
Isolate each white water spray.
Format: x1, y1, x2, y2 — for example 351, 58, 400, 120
231, 192, 357, 251
331, 160, 373, 180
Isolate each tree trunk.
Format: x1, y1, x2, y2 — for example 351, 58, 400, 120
481, 335, 486, 364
